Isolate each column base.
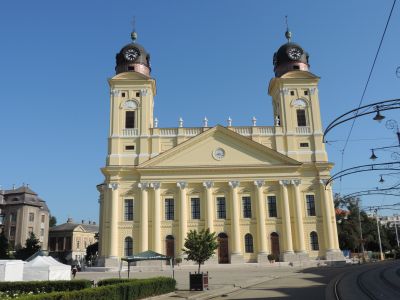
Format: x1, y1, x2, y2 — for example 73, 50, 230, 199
325, 250, 345, 262
280, 251, 297, 262
257, 253, 270, 263
104, 256, 120, 268
230, 253, 244, 264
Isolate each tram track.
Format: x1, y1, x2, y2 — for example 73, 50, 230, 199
333, 261, 400, 300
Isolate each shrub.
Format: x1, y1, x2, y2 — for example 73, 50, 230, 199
97, 278, 137, 286
0, 280, 92, 295
18, 277, 176, 300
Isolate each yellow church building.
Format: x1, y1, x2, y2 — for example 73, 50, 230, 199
97, 29, 343, 267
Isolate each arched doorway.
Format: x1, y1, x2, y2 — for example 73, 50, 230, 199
270, 232, 280, 261
218, 233, 229, 264
165, 235, 175, 259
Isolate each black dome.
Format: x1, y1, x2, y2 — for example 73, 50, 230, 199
273, 42, 309, 77
115, 41, 151, 76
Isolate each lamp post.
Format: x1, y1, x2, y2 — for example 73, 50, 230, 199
357, 199, 365, 261
374, 209, 384, 260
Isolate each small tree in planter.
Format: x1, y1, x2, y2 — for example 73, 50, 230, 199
182, 229, 218, 290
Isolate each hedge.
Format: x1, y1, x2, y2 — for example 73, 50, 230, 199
97, 278, 138, 286
0, 280, 92, 294
18, 277, 176, 300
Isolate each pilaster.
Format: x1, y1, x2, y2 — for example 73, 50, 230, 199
151, 182, 161, 253
138, 182, 150, 252
279, 180, 296, 262
203, 181, 214, 232
177, 181, 188, 255
229, 180, 244, 263
254, 180, 268, 263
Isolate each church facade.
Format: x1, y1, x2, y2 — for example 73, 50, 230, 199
97, 29, 343, 267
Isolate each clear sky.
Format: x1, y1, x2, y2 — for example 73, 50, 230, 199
0, 0, 399, 224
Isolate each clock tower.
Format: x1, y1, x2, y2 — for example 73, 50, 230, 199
268, 30, 327, 162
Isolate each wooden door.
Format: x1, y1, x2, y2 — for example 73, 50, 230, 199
165, 235, 175, 261
218, 233, 229, 264
270, 232, 280, 261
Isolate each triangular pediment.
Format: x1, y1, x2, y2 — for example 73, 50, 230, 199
138, 126, 301, 169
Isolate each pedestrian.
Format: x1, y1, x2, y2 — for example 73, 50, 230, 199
72, 265, 77, 278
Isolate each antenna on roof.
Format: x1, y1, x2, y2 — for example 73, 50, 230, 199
131, 16, 137, 43
285, 15, 292, 43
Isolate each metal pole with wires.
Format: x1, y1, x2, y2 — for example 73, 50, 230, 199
394, 215, 400, 247
357, 199, 365, 261
374, 209, 384, 260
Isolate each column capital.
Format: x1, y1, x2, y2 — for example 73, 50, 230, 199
203, 181, 214, 189
254, 180, 264, 188
228, 181, 240, 189
291, 179, 301, 186
138, 182, 150, 190
177, 181, 188, 189
108, 183, 119, 190
279, 180, 291, 186
150, 182, 161, 190
319, 179, 330, 186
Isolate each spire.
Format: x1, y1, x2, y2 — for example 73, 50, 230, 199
130, 17, 137, 43
285, 15, 292, 43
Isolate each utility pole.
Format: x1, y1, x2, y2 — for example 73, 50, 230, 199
394, 214, 400, 247
374, 209, 384, 260
357, 199, 365, 262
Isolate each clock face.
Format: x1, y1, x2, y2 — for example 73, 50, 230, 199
287, 47, 303, 60
124, 48, 140, 61
212, 148, 225, 160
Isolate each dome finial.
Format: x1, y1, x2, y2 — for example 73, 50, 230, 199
130, 16, 137, 43
285, 15, 292, 43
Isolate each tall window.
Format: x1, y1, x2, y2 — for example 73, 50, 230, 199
29, 213, 34, 222
216, 197, 226, 219
65, 237, 72, 250
165, 198, 174, 220
296, 109, 307, 126
125, 111, 135, 128
10, 213, 17, 222
310, 231, 319, 250
191, 198, 200, 219
244, 233, 254, 253
124, 237, 133, 256
267, 196, 277, 217
124, 199, 134, 221
41, 214, 45, 223
242, 196, 252, 218
306, 195, 316, 216
9, 226, 16, 238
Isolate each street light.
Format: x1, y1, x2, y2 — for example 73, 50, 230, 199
379, 175, 385, 183
373, 108, 385, 122
370, 149, 378, 160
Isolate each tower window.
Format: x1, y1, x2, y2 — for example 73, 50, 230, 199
124, 199, 134, 221
304, 90, 309, 96
121, 92, 126, 97
290, 91, 295, 96
125, 111, 135, 128
306, 195, 316, 216
125, 145, 135, 150
267, 196, 277, 217
300, 142, 309, 148
128, 66, 135, 71
293, 65, 300, 70
296, 109, 307, 127
136, 92, 140, 97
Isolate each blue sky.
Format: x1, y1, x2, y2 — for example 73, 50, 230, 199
0, 0, 399, 223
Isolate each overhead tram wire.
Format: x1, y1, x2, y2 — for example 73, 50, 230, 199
336, 0, 397, 190
341, 0, 397, 153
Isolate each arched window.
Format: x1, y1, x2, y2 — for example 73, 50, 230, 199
244, 233, 254, 253
296, 109, 307, 126
310, 231, 319, 251
124, 237, 133, 256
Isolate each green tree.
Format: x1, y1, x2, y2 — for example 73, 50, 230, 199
182, 229, 218, 273
0, 232, 9, 258
49, 215, 57, 227
15, 232, 41, 260
85, 241, 98, 265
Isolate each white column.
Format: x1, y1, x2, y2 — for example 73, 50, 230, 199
229, 181, 241, 254
151, 182, 161, 253
292, 180, 306, 253
203, 181, 214, 232
279, 180, 294, 254
254, 180, 267, 254
138, 182, 149, 251
177, 181, 188, 253
108, 183, 119, 257
319, 180, 335, 251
